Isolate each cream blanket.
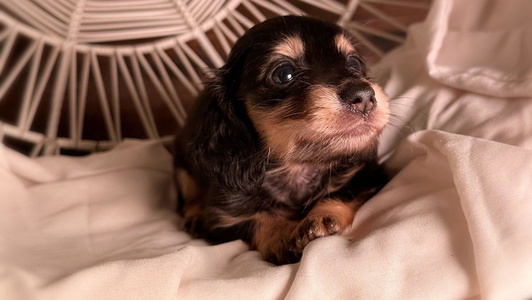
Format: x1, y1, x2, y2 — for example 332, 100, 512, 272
1, 0, 532, 299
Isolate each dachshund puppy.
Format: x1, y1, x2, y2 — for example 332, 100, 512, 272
174, 15, 390, 265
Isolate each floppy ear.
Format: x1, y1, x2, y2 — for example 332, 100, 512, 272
175, 67, 266, 191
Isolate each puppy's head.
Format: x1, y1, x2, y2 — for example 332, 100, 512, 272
217, 16, 390, 165
180, 16, 390, 190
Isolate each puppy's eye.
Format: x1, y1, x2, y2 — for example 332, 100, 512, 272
271, 64, 296, 84
347, 57, 362, 73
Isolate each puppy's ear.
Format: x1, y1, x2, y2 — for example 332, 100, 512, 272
176, 67, 265, 191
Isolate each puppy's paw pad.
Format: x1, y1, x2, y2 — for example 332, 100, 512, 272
291, 214, 341, 251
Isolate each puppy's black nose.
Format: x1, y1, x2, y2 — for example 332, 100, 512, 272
340, 85, 376, 115
351, 89, 376, 114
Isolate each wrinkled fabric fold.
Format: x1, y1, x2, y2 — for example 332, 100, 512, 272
2, 0, 532, 299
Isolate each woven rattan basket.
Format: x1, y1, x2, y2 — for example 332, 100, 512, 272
0, 0, 429, 156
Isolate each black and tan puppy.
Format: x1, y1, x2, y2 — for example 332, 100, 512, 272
174, 15, 390, 264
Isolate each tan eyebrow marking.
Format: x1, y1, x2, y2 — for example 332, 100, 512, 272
335, 34, 355, 55
273, 36, 305, 59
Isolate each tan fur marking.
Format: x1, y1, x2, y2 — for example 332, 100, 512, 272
182, 202, 202, 219
252, 213, 296, 251
175, 168, 205, 233
251, 213, 299, 264
175, 168, 201, 204
274, 36, 304, 59
245, 87, 342, 161
335, 34, 356, 55
246, 101, 300, 161
306, 85, 342, 131
214, 209, 255, 227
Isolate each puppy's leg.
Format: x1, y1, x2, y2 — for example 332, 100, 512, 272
251, 213, 300, 265
252, 200, 358, 264
291, 199, 358, 253
200, 211, 299, 264
175, 168, 205, 237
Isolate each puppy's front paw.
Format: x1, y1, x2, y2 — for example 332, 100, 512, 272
291, 213, 341, 253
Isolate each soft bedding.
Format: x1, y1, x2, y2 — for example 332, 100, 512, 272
1, 0, 532, 299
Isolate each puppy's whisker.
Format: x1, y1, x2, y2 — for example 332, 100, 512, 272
298, 80, 313, 87
281, 112, 305, 119
386, 115, 418, 139
327, 162, 333, 194
388, 96, 420, 105
389, 95, 415, 100
388, 97, 430, 120
250, 100, 280, 109
389, 99, 424, 111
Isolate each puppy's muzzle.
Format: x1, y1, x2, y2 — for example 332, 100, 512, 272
339, 82, 376, 115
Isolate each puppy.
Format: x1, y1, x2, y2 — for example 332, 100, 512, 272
174, 15, 390, 265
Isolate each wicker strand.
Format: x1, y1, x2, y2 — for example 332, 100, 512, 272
75, 52, 91, 146
0, 39, 39, 101
90, 49, 120, 143
174, 0, 225, 67
22, 47, 60, 133
365, 0, 431, 9
150, 50, 187, 124
359, 2, 407, 31
68, 46, 79, 144
339, 0, 361, 26
0, 28, 17, 79
44, 43, 72, 156
298, 0, 344, 15
115, 53, 157, 138
19, 39, 44, 131
0, 0, 429, 155
346, 22, 405, 43
156, 47, 199, 96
